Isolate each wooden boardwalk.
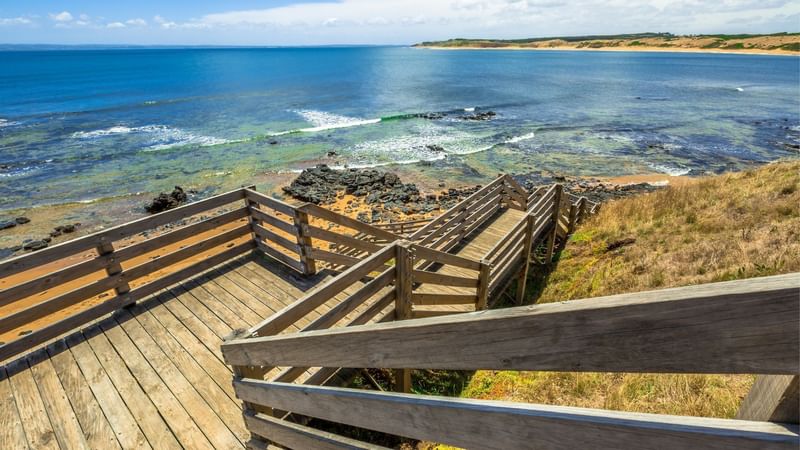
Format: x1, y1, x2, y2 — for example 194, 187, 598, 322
0, 175, 600, 449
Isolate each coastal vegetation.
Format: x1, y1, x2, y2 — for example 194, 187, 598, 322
416, 32, 800, 54
462, 160, 800, 419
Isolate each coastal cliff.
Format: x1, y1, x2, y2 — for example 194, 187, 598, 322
416, 32, 800, 55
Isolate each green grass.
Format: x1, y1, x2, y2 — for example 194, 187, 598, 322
459, 161, 800, 420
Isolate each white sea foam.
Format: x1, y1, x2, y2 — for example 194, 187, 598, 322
503, 132, 536, 144
464, 107, 476, 112
0, 118, 19, 128
268, 110, 381, 136
648, 163, 691, 176
72, 124, 240, 151
736, 87, 744, 92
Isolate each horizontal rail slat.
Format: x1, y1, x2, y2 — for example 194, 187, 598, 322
305, 268, 396, 332
411, 245, 481, 271
222, 273, 800, 374
249, 208, 296, 234
308, 248, 360, 268
244, 189, 297, 216
303, 225, 382, 253
298, 204, 400, 242
253, 224, 302, 254
255, 241, 304, 273
244, 413, 385, 450
0, 188, 247, 280
0, 240, 253, 363
234, 381, 799, 450
247, 244, 396, 337
411, 293, 477, 306
412, 270, 479, 288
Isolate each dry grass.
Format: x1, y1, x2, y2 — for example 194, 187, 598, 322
461, 160, 800, 419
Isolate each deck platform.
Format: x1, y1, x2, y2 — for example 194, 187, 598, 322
0, 176, 595, 449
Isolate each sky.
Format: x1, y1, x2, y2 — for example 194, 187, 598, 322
0, 0, 798, 46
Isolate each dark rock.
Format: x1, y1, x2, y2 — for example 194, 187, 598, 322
42, 237, 52, 243
327, 150, 338, 157
356, 212, 370, 223
462, 111, 496, 121
61, 224, 76, 233
14, 217, 30, 225
145, 186, 188, 214
269, 140, 278, 145
426, 144, 445, 153
10, 245, 22, 252
414, 112, 446, 120
0, 221, 16, 230
50, 230, 62, 238
23, 240, 48, 251
606, 238, 637, 252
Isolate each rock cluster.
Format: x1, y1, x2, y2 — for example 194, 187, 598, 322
282, 165, 482, 223
0, 216, 30, 230
145, 186, 188, 214
515, 173, 663, 204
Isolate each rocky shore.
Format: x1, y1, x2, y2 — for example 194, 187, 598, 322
514, 172, 663, 203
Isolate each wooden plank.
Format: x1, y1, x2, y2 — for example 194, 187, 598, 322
112, 309, 245, 448
411, 309, 462, 319
6, 358, 59, 449
0, 241, 253, 363
308, 248, 361, 268
27, 349, 91, 450
255, 241, 304, 273
253, 224, 302, 255
235, 381, 799, 450
66, 333, 152, 449
222, 273, 800, 375
248, 244, 395, 337
99, 317, 218, 450
245, 413, 386, 450
0, 366, 28, 450
476, 260, 491, 310
298, 203, 400, 241
46, 339, 121, 449
412, 270, 478, 288
244, 189, 296, 216
411, 293, 477, 306
411, 244, 481, 271
304, 224, 382, 253
82, 324, 181, 450
305, 268, 396, 332
0, 188, 246, 279
249, 208, 295, 234
738, 375, 799, 423
410, 177, 505, 240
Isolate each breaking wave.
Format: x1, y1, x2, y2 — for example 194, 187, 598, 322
71, 125, 242, 151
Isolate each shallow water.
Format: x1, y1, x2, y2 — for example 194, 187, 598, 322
0, 47, 798, 212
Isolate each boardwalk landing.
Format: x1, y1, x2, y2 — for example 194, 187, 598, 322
0, 175, 581, 449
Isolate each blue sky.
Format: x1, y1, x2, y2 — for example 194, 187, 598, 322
1, 0, 798, 45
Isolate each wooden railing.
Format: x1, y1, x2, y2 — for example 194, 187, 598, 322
373, 217, 432, 237
222, 273, 800, 450
0, 187, 254, 362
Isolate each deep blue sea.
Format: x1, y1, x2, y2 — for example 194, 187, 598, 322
0, 47, 798, 211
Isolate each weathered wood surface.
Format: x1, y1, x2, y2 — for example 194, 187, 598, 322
235, 381, 800, 450
738, 375, 799, 423
245, 413, 387, 450
222, 273, 800, 375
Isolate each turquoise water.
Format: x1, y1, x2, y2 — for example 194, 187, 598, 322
0, 47, 798, 211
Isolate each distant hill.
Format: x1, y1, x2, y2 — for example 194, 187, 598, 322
415, 32, 800, 54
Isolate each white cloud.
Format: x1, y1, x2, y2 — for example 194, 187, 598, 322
0, 17, 32, 26
49, 11, 73, 22
126, 18, 147, 27
106, 22, 126, 28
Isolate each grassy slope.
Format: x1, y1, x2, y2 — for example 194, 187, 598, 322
461, 161, 800, 418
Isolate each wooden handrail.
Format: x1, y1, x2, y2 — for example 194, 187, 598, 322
222, 273, 800, 374
234, 381, 799, 450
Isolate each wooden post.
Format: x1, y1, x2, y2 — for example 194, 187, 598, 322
97, 239, 130, 296
476, 260, 491, 310
567, 201, 579, 234
578, 197, 589, 223
293, 210, 317, 276
544, 185, 563, 264
737, 375, 799, 424
393, 241, 413, 393
516, 214, 537, 305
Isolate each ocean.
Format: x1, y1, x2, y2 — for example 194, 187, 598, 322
0, 46, 798, 213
